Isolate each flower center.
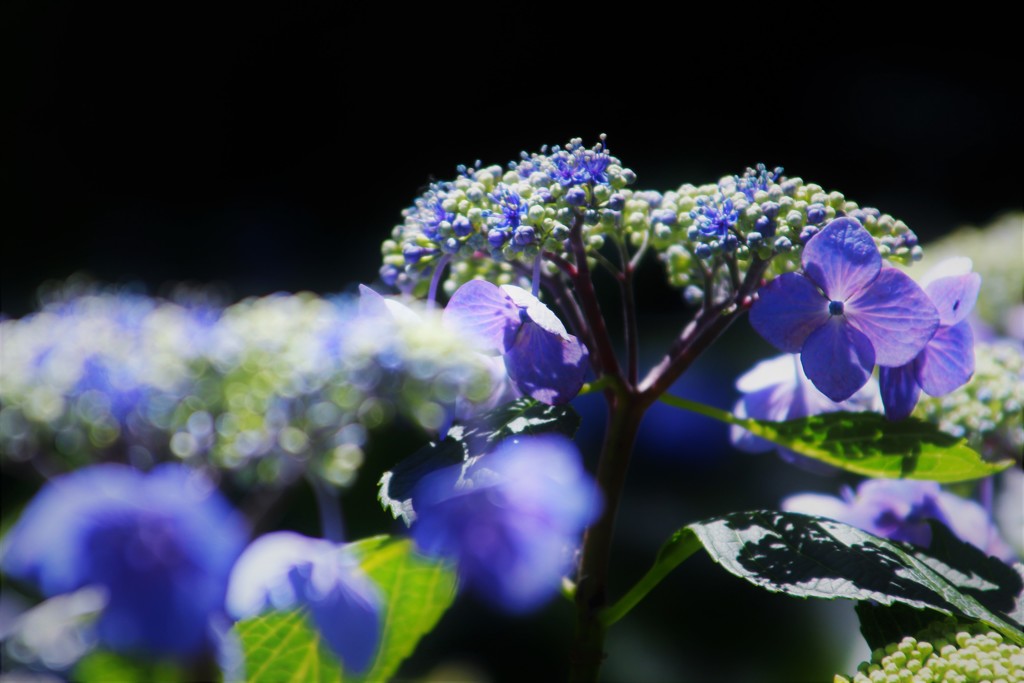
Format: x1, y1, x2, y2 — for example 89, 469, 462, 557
828, 300, 845, 316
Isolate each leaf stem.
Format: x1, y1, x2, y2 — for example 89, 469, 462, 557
600, 530, 703, 627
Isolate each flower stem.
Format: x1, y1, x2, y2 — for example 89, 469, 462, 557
571, 390, 644, 682
426, 254, 452, 309
310, 476, 345, 543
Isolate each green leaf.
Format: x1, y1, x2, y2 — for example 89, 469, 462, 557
686, 511, 1024, 645
234, 535, 457, 683
348, 536, 457, 683
235, 609, 340, 683
659, 394, 1012, 482
379, 398, 580, 524
73, 651, 186, 683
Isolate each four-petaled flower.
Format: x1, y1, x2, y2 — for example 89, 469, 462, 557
410, 435, 602, 613
1, 464, 249, 659
750, 217, 940, 402
226, 531, 382, 674
880, 257, 981, 420
443, 280, 589, 405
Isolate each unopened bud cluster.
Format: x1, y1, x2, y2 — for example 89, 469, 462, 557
915, 341, 1024, 462
380, 136, 637, 294
836, 621, 1024, 683
0, 285, 497, 488
650, 165, 922, 297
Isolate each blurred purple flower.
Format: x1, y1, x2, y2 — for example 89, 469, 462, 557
880, 258, 981, 420
730, 353, 878, 470
1, 464, 248, 659
443, 280, 589, 405
782, 479, 1016, 562
411, 435, 601, 613
750, 217, 939, 402
226, 531, 382, 674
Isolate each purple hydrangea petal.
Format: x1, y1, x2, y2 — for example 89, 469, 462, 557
935, 490, 1017, 562
504, 321, 589, 405
358, 285, 421, 325
802, 217, 881, 301
879, 363, 922, 421
226, 532, 382, 674
800, 318, 875, 402
916, 320, 975, 397
925, 272, 982, 327
501, 285, 570, 338
845, 267, 940, 367
443, 280, 521, 354
291, 549, 382, 674
749, 273, 829, 353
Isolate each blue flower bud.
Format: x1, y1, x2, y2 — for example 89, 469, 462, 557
806, 203, 827, 224
652, 209, 678, 226
513, 226, 536, 246
565, 187, 587, 206
761, 202, 780, 219
488, 229, 509, 248
695, 244, 713, 259
452, 215, 473, 237
773, 236, 792, 252
607, 193, 626, 211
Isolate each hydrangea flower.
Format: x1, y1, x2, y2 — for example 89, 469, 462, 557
782, 479, 1016, 562
443, 280, 589, 405
0, 463, 248, 659
879, 258, 981, 420
225, 531, 382, 674
410, 435, 601, 613
730, 353, 878, 468
750, 217, 940, 402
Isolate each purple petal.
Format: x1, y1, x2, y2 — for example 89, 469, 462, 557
802, 217, 881, 301
925, 273, 981, 326
293, 549, 382, 674
800, 318, 875, 402
845, 267, 940, 367
935, 490, 1016, 562
443, 280, 521, 354
749, 273, 829, 353
504, 321, 589, 405
879, 364, 922, 421
501, 285, 570, 337
226, 532, 322, 617
916, 321, 974, 396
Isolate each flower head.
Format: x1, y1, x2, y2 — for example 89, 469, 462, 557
782, 479, 1016, 562
443, 280, 589, 405
410, 435, 601, 613
1, 463, 248, 659
226, 531, 382, 674
750, 217, 940, 401
880, 258, 981, 420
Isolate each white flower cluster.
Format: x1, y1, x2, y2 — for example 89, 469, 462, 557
838, 622, 1024, 683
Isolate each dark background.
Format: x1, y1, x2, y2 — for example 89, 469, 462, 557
2, 4, 1021, 682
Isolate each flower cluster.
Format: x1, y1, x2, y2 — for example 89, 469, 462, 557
410, 435, 601, 613
650, 165, 922, 299
380, 137, 637, 294
0, 285, 500, 488
1, 464, 249, 659
782, 479, 1016, 562
836, 621, 1024, 683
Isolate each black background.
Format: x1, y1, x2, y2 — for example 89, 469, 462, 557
2, 4, 1021, 682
